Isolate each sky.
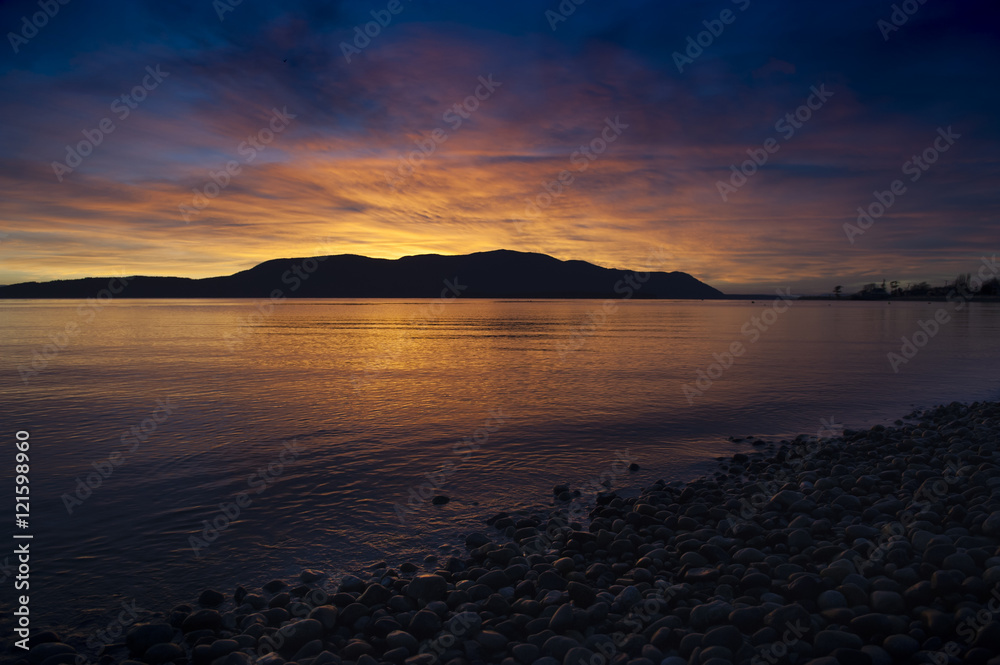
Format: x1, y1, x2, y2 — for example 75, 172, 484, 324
0, 0, 997, 294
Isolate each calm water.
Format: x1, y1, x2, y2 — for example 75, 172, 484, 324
1, 298, 999, 641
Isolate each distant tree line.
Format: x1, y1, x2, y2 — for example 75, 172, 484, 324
832, 275, 1000, 299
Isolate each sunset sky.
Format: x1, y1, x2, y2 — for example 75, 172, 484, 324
1, 0, 997, 293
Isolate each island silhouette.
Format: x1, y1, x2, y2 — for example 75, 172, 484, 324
0, 250, 724, 299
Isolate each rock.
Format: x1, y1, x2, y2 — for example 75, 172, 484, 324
199, 589, 225, 607
406, 574, 448, 602
182, 609, 222, 632
764, 604, 810, 631
386, 631, 419, 654
538, 570, 568, 591
512, 643, 540, 664
142, 643, 185, 664
542, 635, 579, 661
255, 655, 284, 665
981, 511, 1000, 536
262, 579, 287, 593
869, 591, 905, 614
567, 581, 596, 607
408, 609, 442, 637
733, 548, 766, 564
562, 647, 595, 665
28, 644, 76, 665
300, 569, 326, 583
446, 611, 482, 636
211, 653, 250, 665
358, 583, 393, 606
478, 570, 510, 590
308, 605, 338, 631
208, 640, 239, 659
126, 624, 175, 656
881, 634, 919, 658
431, 495, 449, 505
691, 601, 735, 629
813, 630, 863, 654
465, 532, 491, 548
476, 630, 509, 652
276, 618, 323, 655
703, 625, 743, 652
973, 621, 1000, 650
850, 613, 894, 638
729, 607, 765, 634
788, 574, 823, 599
817, 590, 847, 610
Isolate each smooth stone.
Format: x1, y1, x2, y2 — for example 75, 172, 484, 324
300, 569, 326, 583
127, 624, 175, 656
477, 630, 509, 652
869, 591, 905, 614
567, 581, 596, 607
408, 609, 442, 638
406, 574, 448, 602
733, 548, 766, 564
861, 645, 892, 665
199, 589, 225, 607
881, 634, 919, 658
542, 636, 580, 661
446, 611, 483, 636
386, 631, 418, 654
208, 640, 239, 659
291, 639, 324, 662
308, 606, 338, 631
813, 630, 863, 654
466, 532, 491, 548
690, 601, 734, 629
358, 584, 392, 607
182, 609, 222, 632
142, 643, 185, 664
549, 604, 575, 632
703, 625, 743, 652
28, 645, 76, 665
818, 590, 847, 610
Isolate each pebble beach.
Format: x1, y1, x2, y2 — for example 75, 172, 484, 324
10, 399, 1000, 665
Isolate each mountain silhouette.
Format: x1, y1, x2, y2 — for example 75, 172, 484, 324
0, 250, 724, 299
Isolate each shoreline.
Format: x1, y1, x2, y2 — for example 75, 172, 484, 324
8, 400, 1000, 665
